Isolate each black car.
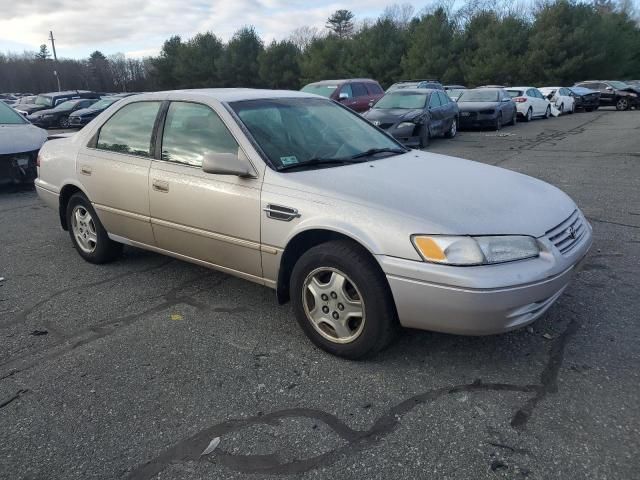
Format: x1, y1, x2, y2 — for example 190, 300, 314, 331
68, 96, 131, 127
15, 90, 101, 116
27, 98, 99, 128
574, 81, 639, 111
567, 87, 600, 112
457, 88, 517, 130
363, 88, 459, 148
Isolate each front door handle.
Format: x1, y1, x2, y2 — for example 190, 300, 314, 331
152, 179, 169, 193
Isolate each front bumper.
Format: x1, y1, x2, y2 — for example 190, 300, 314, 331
69, 116, 91, 127
459, 112, 496, 128
384, 124, 421, 147
0, 150, 39, 184
28, 117, 55, 128
378, 221, 592, 335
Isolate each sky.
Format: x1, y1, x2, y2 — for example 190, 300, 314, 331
0, 0, 442, 59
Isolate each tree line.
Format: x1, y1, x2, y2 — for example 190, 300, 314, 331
1, 0, 639, 94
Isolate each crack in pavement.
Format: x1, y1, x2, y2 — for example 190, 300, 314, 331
126, 318, 580, 478
587, 216, 640, 230
0, 388, 28, 409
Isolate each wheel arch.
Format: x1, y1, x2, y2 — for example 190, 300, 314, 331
276, 228, 385, 304
58, 182, 90, 230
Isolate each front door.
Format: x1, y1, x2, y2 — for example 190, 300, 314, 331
148, 101, 263, 281
76, 100, 162, 245
428, 92, 444, 134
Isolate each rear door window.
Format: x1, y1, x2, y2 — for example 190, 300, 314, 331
351, 83, 368, 98
96, 101, 161, 157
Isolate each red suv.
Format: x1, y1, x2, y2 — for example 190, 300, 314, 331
301, 79, 384, 112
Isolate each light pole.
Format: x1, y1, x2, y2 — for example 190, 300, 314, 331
49, 30, 62, 91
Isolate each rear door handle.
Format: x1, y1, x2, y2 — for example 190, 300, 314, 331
80, 165, 92, 176
152, 179, 169, 193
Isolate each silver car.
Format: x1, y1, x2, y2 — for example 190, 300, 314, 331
35, 89, 592, 358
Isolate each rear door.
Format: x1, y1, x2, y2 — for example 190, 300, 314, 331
148, 100, 263, 280
77, 100, 162, 245
365, 82, 384, 107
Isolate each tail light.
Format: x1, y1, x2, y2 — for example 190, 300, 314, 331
513, 97, 527, 103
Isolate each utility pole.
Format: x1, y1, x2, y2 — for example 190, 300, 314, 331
49, 30, 62, 91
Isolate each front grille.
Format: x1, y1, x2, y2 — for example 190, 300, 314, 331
460, 112, 477, 119
545, 210, 586, 255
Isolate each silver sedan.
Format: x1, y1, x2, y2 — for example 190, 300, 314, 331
35, 89, 592, 358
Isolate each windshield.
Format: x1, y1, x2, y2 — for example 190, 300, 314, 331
90, 99, 116, 110
609, 81, 630, 89
35, 95, 53, 107
447, 89, 465, 97
374, 92, 428, 109
0, 102, 27, 124
300, 84, 338, 98
230, 98, 403, 170
458, 90, 500, 102
507, 90, 524, 98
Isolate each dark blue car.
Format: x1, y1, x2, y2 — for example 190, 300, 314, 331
68, 94, 135, 127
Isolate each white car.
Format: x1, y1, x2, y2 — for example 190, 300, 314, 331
506, 87, 551, 122
539, 87, 576, 115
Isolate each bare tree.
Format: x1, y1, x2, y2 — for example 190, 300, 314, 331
382, 3, 415, 28
289, 25, 323, 51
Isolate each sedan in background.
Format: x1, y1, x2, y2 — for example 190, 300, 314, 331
0, 100, 47, 185
300, 79, 384, 113
27, 98, 99, 129
69, 97, 123, 128
35, 89, 592, 359
444, 85, 467, 101
567, 87, 600, 112
457, 88, 517, 130
363, 88, 458, 147
506, 87, 551, 121
539, 87, 576, 115
386, 79, 444, 92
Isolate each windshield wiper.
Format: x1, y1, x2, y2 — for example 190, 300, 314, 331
277, 157, 364, 172
349, 147, 407, 160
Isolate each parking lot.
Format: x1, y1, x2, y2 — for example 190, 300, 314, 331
1, 109, 638, 479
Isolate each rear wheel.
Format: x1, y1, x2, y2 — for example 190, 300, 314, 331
444, 117, 457, 138
524, 107, 533, 122
290, 240, 398, 359
494, 113, 502, 131
66, 193, 122, 264
616, 97, 629, 111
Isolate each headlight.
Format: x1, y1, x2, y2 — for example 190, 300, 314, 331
412, 235, 539, 266
397, 121, 417, 128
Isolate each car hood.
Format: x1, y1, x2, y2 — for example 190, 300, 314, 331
0, 124, 48, 154
457, 102, 500, 112
70, 107, 103, 117
31, 108, 68, 117
363, 108, 423, 123
267, 151, 575, 237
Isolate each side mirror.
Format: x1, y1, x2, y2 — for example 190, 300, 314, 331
338, 92, 349, 101
368, 99, 375, 107
606, 87, 613, 91
202, 151, 253, 177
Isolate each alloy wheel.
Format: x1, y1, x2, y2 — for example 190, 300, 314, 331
616, 98, 629, 111
71, 205, 98, 253
302, 267, 365, 344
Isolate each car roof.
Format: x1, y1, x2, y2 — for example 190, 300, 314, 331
144, 88, 321, 102
386, 88, 436, 94
305, 79, 377, 86
507, 86, 534, 90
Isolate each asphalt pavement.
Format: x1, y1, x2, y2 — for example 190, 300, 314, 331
1, 108, 639, 479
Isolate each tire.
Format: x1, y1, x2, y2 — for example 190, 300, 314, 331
66, 192, 122, 264
616, 97, 629, 111
544, 105, 551, 119
585, 107, 593, 112
559, 103, 564, 115
419, 123, 430, 148
569, 103, 575, 114
509, 109, 517, 126
444, 117, 457, 138
290, 240, 398, 359
494, 113, 502, 131
59, 116, 70, 128
524, 107, 533, 122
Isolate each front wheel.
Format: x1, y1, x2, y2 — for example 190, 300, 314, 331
544, 105, 551, 119
509, 109, 517, 125
616, 97, 629, 111
419, 123, 430, 148
494, 114, 502, 131
558, 103, 564, 115
444, 117, 457, 138
59, 116, 70, 128
290, 240, 398, 359
66, 193, 122, 264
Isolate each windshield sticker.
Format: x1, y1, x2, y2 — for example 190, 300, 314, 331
280, 156, 299, 166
